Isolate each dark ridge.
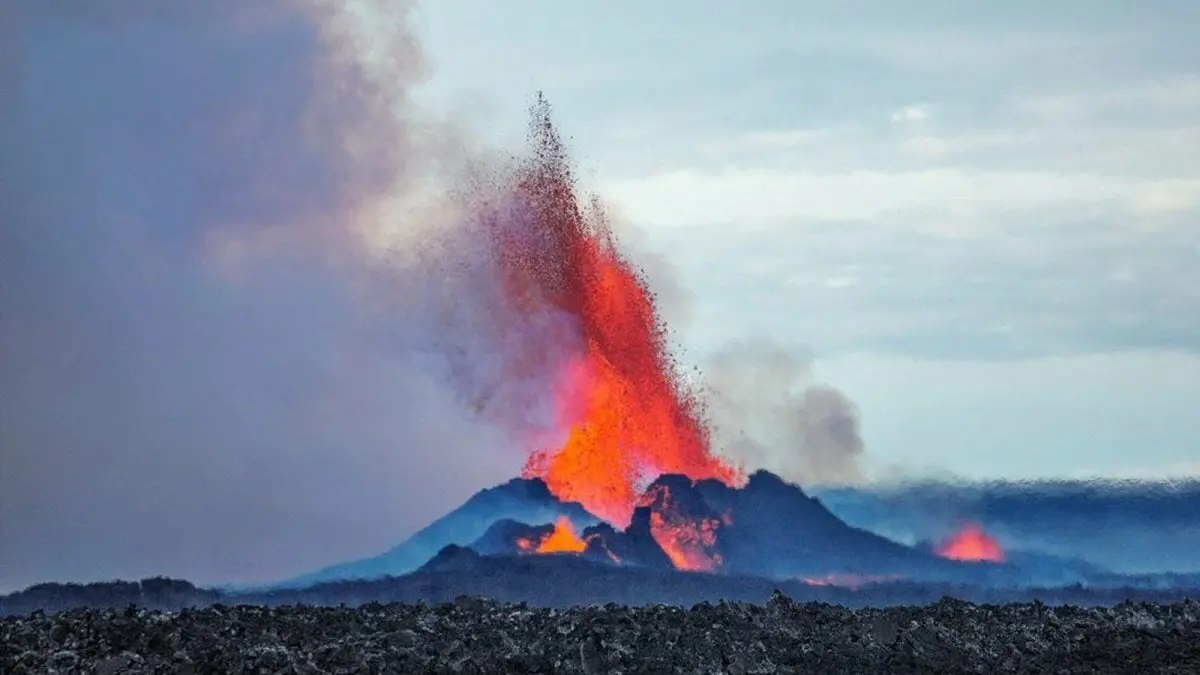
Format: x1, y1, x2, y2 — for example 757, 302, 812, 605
278, 476, 599, 588
0, 577, 218, 617
815, 479, 1200, 575
5, 559, 1200, 619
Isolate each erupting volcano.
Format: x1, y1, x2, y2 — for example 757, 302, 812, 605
936, 524, 1007, 563
287, 99, 1054, 594
483, 96, 742, 531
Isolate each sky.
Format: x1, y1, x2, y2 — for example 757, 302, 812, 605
411, 0, 1200, 482
0, 0, 1197, 593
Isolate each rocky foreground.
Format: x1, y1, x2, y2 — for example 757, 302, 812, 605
3, 594, 1200, 674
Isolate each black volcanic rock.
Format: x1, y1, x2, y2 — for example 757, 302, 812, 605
281, 477, 600, 587
580, 522, 674, 569
4, 596, 1199, 673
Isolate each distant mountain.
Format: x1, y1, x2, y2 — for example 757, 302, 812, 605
278, 477, 599, 588
0, 577, 218, 617
815, 479, 1200, 575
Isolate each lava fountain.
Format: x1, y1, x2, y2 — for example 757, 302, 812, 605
481, 96, 743, 532
936, 523, 1006, 563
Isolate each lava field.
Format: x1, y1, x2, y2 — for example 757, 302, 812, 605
5, 593, 1199, 674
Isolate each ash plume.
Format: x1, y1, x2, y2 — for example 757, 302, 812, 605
704, 341, 866, 487
0, 0, 552, 592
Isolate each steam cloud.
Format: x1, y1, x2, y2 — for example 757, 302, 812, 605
705, 341, 866, 487
0, 0, 553, 592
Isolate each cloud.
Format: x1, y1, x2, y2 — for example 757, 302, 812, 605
0, 0, 538, 593
1016, 75, 1200, 124
603, 168, 1190, 228
891, 104, 929, 124
585, 57, 1200, 362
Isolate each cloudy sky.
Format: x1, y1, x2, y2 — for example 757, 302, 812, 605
412, 0, 1200, 482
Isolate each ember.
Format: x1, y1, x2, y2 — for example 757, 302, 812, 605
936, 523, 1006, 563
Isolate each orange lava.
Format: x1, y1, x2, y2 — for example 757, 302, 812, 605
936, 523, 1006, 563
638, 483, 725, 571
487, 96, 742, 528
535, 516, 588, 554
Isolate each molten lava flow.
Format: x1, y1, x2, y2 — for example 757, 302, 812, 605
485, 96, 742, 527
801, 573, 902, 589
638, 483, 724, 571
936, 523, 1006, 563
535, 516, 588, 554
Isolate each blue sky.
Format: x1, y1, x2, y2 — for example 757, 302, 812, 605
408, 0, 1200, 481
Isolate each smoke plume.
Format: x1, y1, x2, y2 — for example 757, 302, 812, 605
0, 0, 547, 592
704, 341, 866, 487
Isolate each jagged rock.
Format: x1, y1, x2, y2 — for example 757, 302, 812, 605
582, 521, 675, 570
2, 598, 1198, 673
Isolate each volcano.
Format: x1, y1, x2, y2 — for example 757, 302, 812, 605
276, 98, 1050, 594
284, 469, 1029, 591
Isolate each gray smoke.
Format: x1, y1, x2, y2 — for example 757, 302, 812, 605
0, 0, 548, 592
705, 341, 865, 487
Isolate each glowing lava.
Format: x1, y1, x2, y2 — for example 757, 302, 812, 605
486, 96, 743, 529
936, 523, 1006, 563
535, 516, 588, 554
637, 483, 725, 571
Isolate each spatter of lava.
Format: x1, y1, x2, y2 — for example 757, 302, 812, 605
935, 523, 1006, 563
482, 95, 743, 540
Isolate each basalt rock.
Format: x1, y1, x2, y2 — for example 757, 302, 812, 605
3, 596, 1198, 673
